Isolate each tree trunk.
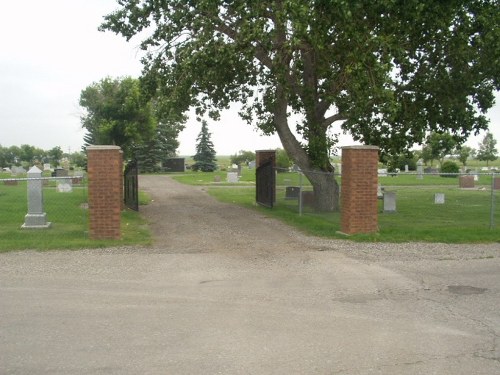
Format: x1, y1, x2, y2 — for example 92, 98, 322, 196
272, 84, 340, 212
303, 169, 340, 212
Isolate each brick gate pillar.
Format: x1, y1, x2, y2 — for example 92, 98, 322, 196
340, 146, 379, 234
87, 145, 123, 240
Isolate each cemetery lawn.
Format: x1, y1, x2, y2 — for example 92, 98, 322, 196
205, 185, 499, 244
173, 170, 499, 243
0, 182, 151, 252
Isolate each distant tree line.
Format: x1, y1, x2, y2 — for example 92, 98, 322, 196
0, 144, 86, 170
384, 132, 498, 172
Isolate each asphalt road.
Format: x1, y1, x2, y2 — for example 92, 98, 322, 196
0, 175, 499, 374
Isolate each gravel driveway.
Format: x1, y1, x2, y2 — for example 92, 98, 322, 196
1, 175, 499, 374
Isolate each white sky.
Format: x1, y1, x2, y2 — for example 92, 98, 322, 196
0, 0, 498, 157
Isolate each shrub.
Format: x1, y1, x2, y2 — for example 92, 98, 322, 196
440, 161, 459, 177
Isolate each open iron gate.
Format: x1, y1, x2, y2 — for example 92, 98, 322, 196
124, 160, 139, 211
256, 158, 275, 208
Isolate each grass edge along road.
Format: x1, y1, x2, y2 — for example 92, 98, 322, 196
172, 171, 500, 244
0, 180, 151, 252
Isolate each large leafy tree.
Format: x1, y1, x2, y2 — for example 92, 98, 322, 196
79, 76, 157, 158
230, 150, 256, 166
101, 1, 499, 211
455, 145, 473, 167
421, 132, 457, 166
476, 132, 498, 166
47, 146, 63, 168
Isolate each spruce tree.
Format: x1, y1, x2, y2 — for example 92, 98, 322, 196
192, 121, 217, 172
135, 121, 182, 172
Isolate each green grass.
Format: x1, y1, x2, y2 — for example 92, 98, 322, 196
170, 167, 499, 243
0, 182, 151, 252
207, 185, 499, 243
171, 169, 256, 185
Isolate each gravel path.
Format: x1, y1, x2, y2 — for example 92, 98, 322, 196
0, 175, 499, 374
139, 174, 499, 261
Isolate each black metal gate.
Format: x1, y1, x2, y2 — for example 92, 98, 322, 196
256, 159, 275, 208
124, 160, 139, 211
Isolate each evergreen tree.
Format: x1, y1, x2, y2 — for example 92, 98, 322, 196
135, 121, 183, 172
192, 121, 217, 172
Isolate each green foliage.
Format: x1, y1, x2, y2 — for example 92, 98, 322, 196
276, 148, 292, 171
421, 132, 458, 166
440, 160, 460, 177
192, 121, 217, 172
0, 145, 88, 170
456, 146, 473, 166
135, 121, 184, 172
79, 77, 157, 158
47, 146, 63, 167
230, 150, 256, 166
69, 151, 87, 169
101, 1, 500, 210
476, 132, 498, 166
384, 152, 417, 172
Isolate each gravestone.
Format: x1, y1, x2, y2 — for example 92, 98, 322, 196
416, 159, 423, 179
163, 158, 185, 172
434, 193, 445, 204
227, 172, 238, 183
494, 177, 500, 190
383, 191, 396, 213
248, 161, 256, 169
11, 166, 26, 175
22, 166, 51, 229
459, 175, 474, 188
378, 168, 388, 177
404, 164, 409, 173
52, 168, 68, 177
377, 185, 384, 199
285, 186, 300, 200
57, 178, 73, 192
214, 175, 221, 183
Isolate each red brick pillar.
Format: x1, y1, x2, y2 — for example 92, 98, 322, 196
87, 146, 123, 240
341, 146, 379, 234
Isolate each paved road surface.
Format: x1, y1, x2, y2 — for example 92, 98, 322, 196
1, 175, 499, 374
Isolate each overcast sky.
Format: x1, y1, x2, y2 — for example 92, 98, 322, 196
0, 0, 498, 156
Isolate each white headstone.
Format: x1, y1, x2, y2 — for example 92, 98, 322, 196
383, 191, 396, 212
57, 179, 73, 192
378, 168, 388, 177
22, 166, 51, 228
434, 193, 445, 204
416, 159, 424, 179
377, 185, 384, 199
227, 172, 238, 183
